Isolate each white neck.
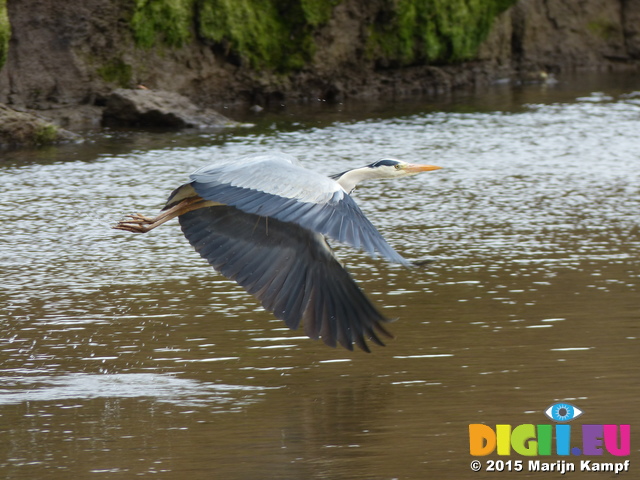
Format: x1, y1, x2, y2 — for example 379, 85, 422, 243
335, 167, 378, 194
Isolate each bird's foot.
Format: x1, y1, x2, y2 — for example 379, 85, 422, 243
113, 213, 155, 233
123, 213, 155, 224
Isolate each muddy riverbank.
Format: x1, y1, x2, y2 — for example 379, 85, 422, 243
1, 1, 639, 124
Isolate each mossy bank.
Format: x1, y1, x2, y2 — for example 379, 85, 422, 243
127, 0, 515, 71
0, 0, 638, 122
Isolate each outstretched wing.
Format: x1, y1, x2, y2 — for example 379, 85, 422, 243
179, 205, 393, 351
188, 153, 411, 266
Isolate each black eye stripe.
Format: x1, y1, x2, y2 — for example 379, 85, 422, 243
370, 159, 400, 168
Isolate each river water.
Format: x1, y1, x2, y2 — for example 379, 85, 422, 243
1, 73, 639, 479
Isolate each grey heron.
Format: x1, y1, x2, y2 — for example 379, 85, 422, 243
114, 153, 441, 351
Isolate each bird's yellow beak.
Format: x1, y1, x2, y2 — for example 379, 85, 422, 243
403, 163, 442, 173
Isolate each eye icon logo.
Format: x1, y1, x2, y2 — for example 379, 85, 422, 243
545, 403, 583, 422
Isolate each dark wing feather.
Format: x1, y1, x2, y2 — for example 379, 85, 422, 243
179, 205, 393, 351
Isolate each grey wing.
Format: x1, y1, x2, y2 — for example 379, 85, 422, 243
189, 153, 411, 266
179, 205, 393, 351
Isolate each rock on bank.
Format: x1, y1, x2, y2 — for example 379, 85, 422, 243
0, 104, 81, 147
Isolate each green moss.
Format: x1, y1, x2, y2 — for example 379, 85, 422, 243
587, 19, 619, 41
128, 0, 513, 72
369, 0, 517, 66
130, 0, 339, 72
34, 123, 59, 145
131, 0, 195, 48
0, 0, 10, 69
300, 0, 339, 27
197, 0, 339, 71
198, 0, 290, 69
97, 59, 133, 87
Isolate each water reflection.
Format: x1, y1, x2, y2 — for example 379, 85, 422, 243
0, 373, 270, 408
1, 73, 639, 478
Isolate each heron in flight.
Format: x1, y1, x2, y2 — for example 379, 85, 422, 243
114, 153, 441, 351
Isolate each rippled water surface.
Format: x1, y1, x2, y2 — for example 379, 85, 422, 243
1, 73, 639, 479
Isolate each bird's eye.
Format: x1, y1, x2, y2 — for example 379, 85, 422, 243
394, 164, 402, 170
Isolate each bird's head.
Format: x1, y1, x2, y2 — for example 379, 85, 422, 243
365, 159, 442, 179
332, 158, 442, 193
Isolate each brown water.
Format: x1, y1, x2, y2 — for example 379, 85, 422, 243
1, 73, 639, 479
